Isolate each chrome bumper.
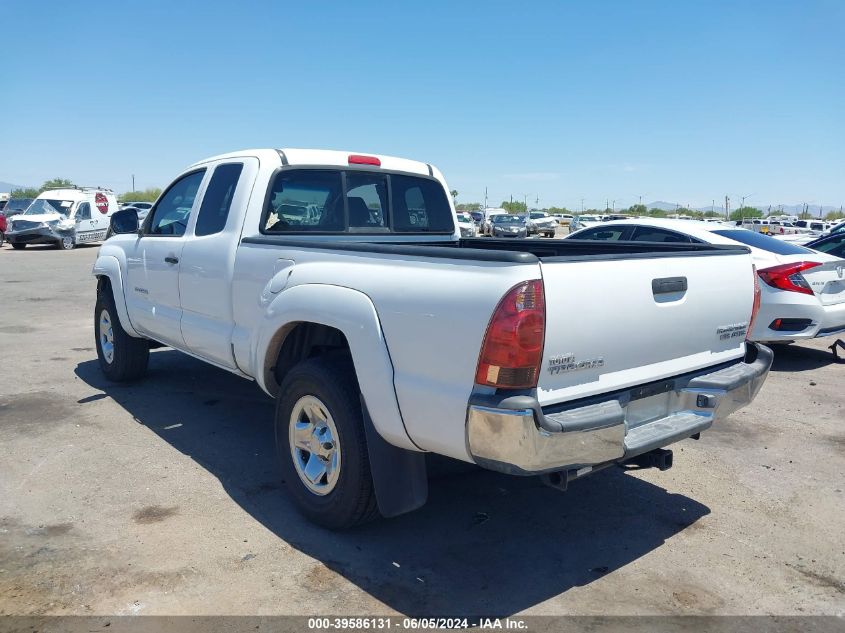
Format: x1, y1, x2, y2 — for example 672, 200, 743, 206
466, 343, 773, 475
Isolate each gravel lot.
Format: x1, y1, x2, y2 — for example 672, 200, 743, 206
0, 243, 843, 617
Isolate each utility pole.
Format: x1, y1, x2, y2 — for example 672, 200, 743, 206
580, 198, 585, 213
612, 199, 617, 213
725, 195, 730, 221
711, 199, 715, 214
484, 187, 488, 210
131, 174, 135, 192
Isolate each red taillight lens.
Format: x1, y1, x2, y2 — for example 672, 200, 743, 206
475, 280, 545, 389
757, 261, 821, 296
348, 154, 381, 166
747, 264, 762, 339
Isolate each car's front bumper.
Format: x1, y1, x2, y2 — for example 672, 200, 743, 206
466, 343, 773, 475
6, 224, 71, 245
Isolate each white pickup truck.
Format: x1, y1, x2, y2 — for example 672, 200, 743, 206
93, 148, 772, 528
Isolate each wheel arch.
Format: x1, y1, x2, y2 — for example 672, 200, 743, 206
255, 283, 419, 453
93, 254, 141, 337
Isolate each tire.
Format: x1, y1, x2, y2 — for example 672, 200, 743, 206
57, 235, 75, 250
11, 242, 25, 250
95, 288, 149, 381
0, 232, 4, 247
275, 356, 378, 529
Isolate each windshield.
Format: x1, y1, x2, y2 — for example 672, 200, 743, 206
23, 198, 74, 217
530, 212, 548, 219
578, 216, 599, 222
494, 215, 524, 225
713, 229, 814, 256
456, 212, 472, 223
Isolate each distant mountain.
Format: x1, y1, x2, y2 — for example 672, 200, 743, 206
0, 181, 27, 193
645, 201, 842, 216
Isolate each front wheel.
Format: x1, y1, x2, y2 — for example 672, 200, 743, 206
95, 290, 149, 381
275, 356, 378, 529
11, 242, 25, 250
57, 235, 75, 250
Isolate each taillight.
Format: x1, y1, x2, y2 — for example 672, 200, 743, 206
757, 261, 821, 296
747, 264, 762, 339
348, 154, 381, 167
475, 280, 545, 389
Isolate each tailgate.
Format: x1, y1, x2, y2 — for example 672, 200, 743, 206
537, 251, 755, 405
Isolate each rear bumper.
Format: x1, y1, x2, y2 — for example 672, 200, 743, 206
466, 343, 773, 475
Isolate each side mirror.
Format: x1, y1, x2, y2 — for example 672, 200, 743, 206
110, 208, 140, 235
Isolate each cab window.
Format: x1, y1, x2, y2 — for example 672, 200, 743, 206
195, 163, 243, 236
391, 175, 453, 233
146, 170, 206, 236
76, 202, 91, 221
264, 170, 344, 232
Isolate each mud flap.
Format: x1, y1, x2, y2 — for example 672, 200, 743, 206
361, 401, 428, 518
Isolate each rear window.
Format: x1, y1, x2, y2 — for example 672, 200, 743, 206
262, 169, 453, 234
713, 229, 814, 255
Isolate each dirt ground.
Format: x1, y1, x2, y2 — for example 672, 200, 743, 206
0, 243, 843, 617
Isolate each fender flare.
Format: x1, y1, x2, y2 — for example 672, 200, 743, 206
255, 283, 419, 453
92, 254, 142, 337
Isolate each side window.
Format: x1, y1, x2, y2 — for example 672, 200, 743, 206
346, 173, 388, 230
814, 238, 845, 257
76, 202, 91, 221
146, 170, 206, 237
573, 227, 632, 240
263, 170, 344, 233
195, 163, 243, 236
631, 227, 692, 243
391, 175, 453, 232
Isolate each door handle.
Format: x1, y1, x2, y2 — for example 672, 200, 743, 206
652, 276, 687, 295
164, 256, 179, 264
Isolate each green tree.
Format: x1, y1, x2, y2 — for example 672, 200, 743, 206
40, 178, 76, 191
10, 187, 40, 198
627, 204, 647, 216
501, 200, 527, 213
119, 188, 162, 203
730, 206, 763, 221
825, 210, 844, 220
456, 202, 481, 211
547, 206, 571, 215
647, 208, 668, 217
450, 189, 458, 202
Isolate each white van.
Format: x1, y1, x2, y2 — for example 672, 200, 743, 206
6, 187, 119, 250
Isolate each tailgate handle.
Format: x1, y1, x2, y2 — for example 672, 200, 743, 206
652, 276, 687, 295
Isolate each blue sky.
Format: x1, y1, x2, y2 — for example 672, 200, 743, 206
1, 0, 843, 209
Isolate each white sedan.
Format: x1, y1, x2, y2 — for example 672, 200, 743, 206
568, 218, 845, 343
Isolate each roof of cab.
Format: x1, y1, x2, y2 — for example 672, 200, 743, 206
189, 148, 438, 179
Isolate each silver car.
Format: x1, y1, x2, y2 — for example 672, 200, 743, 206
490, 214, 528, 238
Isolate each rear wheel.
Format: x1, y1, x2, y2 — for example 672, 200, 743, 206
275, 356, 378, 529
95, 289, 149, 381
11, 242, 25, 250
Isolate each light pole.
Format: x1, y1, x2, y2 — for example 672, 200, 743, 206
580, 198, 585, 213
612, 199, 618, 213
